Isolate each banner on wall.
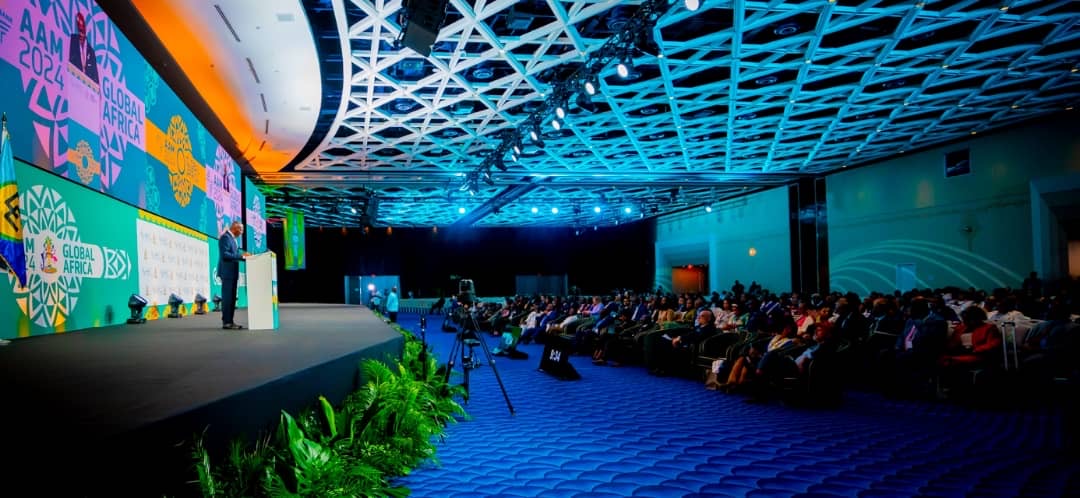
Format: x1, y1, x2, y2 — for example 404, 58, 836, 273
244, 177, 266, 253
1, 159, 134, 338
135, 212, 210, 310
283, 209, 305, 270
0, 0, 242, 237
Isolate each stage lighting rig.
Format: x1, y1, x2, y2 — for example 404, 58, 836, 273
461, 0, 674, 190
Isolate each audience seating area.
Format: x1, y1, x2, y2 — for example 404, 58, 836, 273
433, 275, 1080, 408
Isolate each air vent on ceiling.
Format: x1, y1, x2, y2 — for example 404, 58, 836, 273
276, 12, 295, 22
214, 5, 241, 43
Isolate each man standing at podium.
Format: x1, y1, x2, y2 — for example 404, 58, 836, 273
219, 221, 250, 330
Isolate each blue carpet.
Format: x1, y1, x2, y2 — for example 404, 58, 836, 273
392, 313, 1078, 497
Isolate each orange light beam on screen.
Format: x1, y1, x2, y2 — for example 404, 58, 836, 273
130, 1, 290, 173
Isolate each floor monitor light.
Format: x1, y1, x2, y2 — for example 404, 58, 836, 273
127, 294, 148, 324
194, 294, 208, 315
168, 293, 184, 318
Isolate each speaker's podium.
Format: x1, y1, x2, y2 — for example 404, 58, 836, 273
244, 252, 279, 330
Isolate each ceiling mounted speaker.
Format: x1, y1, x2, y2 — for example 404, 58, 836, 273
401, 0, 448, 57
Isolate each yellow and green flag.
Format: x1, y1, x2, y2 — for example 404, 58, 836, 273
0, 114, 28, 288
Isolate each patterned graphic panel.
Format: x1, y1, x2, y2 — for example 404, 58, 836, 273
0, 0, 241, 236
0, 158, 134, 337
135, 213, 210, 311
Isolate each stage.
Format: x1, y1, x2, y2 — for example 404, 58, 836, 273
0, 303, 403, 495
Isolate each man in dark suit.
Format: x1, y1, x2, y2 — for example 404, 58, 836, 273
68, 12, 99, 84
218, 221, 250, 329
890, 297, 948, 397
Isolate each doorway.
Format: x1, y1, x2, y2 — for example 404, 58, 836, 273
672, 264, 708, 295
1032, 176, 1080, 281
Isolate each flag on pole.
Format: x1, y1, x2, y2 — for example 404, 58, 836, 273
0, 113, 28, 288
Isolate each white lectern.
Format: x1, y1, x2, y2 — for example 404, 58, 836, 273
245, 252, 279, 330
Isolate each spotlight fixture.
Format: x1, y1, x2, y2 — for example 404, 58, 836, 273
194, 293, 208, 315
555, 106, 566, 120
593, 206, 602, 213
529, 127, 540, 142
551, 207, 559, 214
167, 293, 184, 319
531, 207, 539, 214
685, 0, 701, 11
482, 169, 495, 186
458, 207, 466, 214
127, 294, 148, 324
212, 294, 222, 312
705, 205, 713, 213
616, 60, 630, 78
584, 76, 598, 95
551, 119, 562, 131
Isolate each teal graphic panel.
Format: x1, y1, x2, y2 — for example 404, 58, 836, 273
0, 158, 135, 338
244, 176, 266, 253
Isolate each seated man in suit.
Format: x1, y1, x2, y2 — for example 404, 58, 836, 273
218, 221, 250, 330
889, 297, 948, 397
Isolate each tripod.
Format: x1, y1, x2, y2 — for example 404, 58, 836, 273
444, 307, 515, 415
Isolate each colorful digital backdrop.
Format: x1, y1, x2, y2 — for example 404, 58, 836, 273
0, 0, 265, 338
0, 0, 243, 238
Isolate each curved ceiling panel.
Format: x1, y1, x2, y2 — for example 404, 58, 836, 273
131, 0, 323, 173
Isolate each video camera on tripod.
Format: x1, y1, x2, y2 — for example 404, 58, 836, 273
457, 278, 476, 306
442, 277, 515, 414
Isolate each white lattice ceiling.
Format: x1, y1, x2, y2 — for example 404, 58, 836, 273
252, 0, 1080, 227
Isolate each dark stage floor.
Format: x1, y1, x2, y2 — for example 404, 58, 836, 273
0, 303, 403, 494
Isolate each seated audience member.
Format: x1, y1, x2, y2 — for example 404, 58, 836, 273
888, 298, 949, 397
833, 297, 869, 345
592, 311, 632, 365
517, 304, 544, 344
940, 306, 1002, 368
794, 300, 816, 338
718, 315, 797, 393
649, 310, 717, 376
794, 322, 839, 375
1021, 303, 1079, 383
